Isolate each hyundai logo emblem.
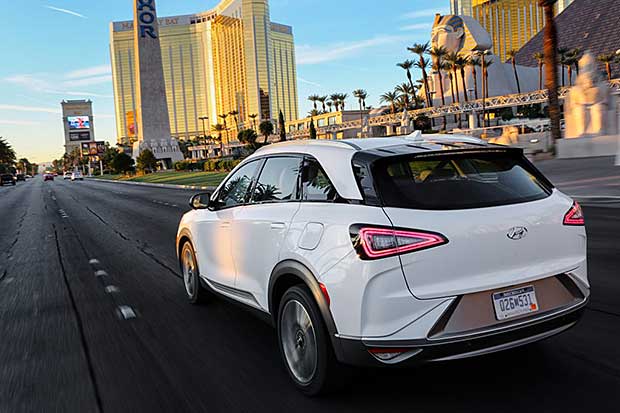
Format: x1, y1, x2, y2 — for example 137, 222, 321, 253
507, 226, 528, 240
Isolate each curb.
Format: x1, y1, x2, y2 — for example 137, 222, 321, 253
86, 177, 216, 192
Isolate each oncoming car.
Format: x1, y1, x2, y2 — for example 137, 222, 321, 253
176, 135, 589, 395
71, 171, 83, 181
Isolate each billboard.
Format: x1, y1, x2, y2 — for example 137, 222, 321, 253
69, 131, 91, 141
81, 141, 106, 157
68, 115, 90, 130
126, 111, 136, 137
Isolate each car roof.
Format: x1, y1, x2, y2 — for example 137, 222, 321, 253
247, 133, 497, 201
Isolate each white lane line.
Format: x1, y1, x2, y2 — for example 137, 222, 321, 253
58, 209, 69, 219
94, 270, 108, 277
51, 196, 57, 201
104, 285, 120, 294
89, 258, 100, 265
117, 305, 137, 319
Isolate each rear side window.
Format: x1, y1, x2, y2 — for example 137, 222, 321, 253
372, 152, 552, 210
301, 158, 339, 202
251, 157, 301, 203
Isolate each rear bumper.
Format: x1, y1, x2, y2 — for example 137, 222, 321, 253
332, 294, 588, 367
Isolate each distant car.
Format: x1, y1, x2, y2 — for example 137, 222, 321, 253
43, 173, 54, 182
15, 174, 25, 182
71, 171, 83, 181
63, 172, 72, 180
0, 174, 16, 186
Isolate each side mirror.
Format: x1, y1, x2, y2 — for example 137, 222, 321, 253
189, 192, 213, 210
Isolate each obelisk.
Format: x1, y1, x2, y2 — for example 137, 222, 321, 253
132, 0, 171, 153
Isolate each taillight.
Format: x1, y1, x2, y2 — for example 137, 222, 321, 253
563, 201, 585, 226
350, 225, 448, 260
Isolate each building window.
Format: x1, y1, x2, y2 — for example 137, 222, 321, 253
328, 116, 337, 126
317, 118, 326, 127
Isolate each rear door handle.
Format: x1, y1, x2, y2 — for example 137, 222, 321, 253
270, 222, 286, 230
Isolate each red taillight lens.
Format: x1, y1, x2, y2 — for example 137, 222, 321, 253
351, 226, 448, 260
563, 201, 585, 226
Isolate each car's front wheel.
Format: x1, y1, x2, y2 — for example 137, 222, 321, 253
277, 285, 340, 396
180, 241, 209, 304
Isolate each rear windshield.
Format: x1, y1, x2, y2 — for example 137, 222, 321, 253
371, 151, 553, 210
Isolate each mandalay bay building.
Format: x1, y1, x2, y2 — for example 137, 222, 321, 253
110, 0, 298, 146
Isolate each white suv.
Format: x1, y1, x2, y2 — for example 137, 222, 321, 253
176, 136, 589, 395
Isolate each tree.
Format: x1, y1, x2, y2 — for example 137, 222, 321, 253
326, 101, 333, 112
211, 123, 226, 155
278, 110, 286, 142
380, 91, 401, 114
259, 120, 274, 143
249, 113, 258, 130
467, 57, 481, 100
136, 149, 158, 173
317, 96, 328, 113
237, 128, 259, 150
409, 42, 432, 107
456, 55, 470, 101
228, 110, 239, 132
394, 84, 413, 109
564, 55, 577, 86
396, 60, 418, 102
307, 95, 320, 111
353, 89, 368, 110
337, 93, 348, 110
0, 137, 16, 166
329, 94, 341, 111
506, 49, 521, 94
218, 113, 229, 143
309, 118, 317, 139
430, 46, 448, 106
446, 52, 461, 105
557, 47, 569, 87
533, 52, 545, 89
540, 0, 561, 148
597, 52, 615, 81
16, 158, 30, 174
110, 152, 134, 174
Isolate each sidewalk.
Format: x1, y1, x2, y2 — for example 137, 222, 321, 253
534, 156, 620, 206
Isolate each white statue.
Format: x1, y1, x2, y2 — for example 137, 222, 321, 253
564, 52, 616, 138
426, 14, 539, 105
400, 108, 411, 127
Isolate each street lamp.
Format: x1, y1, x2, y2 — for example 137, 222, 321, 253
476, 49, 491, 128
199, 116, 209, 144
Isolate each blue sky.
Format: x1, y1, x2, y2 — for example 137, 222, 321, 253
0, 0, 448, 162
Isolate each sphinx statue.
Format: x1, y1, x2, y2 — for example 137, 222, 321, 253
424, 14, 539, 106
564, 52, 617, 138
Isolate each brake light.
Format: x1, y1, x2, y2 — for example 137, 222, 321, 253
351, 226, 448, 260
563, 201, 585, 226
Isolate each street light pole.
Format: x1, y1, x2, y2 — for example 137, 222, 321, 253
199, 116, 209, 144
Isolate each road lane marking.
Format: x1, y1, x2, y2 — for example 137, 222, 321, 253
88, 258, 100, 265
117, 305, 137, 319
94, 270, 108, 277
104, 285, 120, 294
58, 209, 69, 219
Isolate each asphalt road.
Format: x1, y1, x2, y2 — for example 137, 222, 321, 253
1, 177, 619, 413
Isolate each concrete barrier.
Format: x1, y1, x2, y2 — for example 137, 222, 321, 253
557, 135, 620, 159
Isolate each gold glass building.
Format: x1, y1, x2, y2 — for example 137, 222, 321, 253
110, 0, 298, 146
472, 0, 573, 62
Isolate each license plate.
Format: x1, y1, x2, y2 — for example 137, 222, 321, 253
492, 286, 539, 320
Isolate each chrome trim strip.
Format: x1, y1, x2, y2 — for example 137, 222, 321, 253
203, 277, 263, 310
429, 322, 575, 362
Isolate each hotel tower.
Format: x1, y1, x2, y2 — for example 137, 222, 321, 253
110, 0, 298, 146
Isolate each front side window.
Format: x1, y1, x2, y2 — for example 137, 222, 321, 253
251, 157, 301, 203
301, 158, 339, 202
215, 160, 259, 208
371, 151, 552, 210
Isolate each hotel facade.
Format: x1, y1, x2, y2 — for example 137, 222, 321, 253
110, 0, 298, 146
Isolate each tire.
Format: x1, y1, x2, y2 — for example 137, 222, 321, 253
180, 241, 209, 304
277, 285, 341, 396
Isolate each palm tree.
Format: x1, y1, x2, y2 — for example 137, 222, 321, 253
409, 42, 432, 107
329, 93, 341, 111
598, 52, 615, 81
467, 57, 481, 100
540, 0, 561, 146
564, 55, 577, 85
456, 55, 470, 101
396, 60, 418, 102
483, 58, 494, 99
557, 47, 569, 87
446, 53, 461, 104
430, 46, 448, 105
506, 49, 521, 93
569, 48, 582, 75
307, 95, 320, 111
353, 89, 368, 111
249, 113, 258, 130
218, 113, 229, 143
308, 109, 320, 117
338, 93, 348, 110
211, 124, 225, 155
533, 52, 545, 89
380, 91, 401, 114
326, 101, 333, 112
394, 84, 410, 109
228, 110, 239, 132
317, 95, 328, 112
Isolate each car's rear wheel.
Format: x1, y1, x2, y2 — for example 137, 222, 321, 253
180, 241, 209, 304
277, 285, 340, 396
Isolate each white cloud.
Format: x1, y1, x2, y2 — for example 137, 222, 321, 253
400, 8, 450, 20
298, 77, 322, 88
0, 119, 41, 126
65, 65, 111, 79
297, 35, 410, 65
45, 5, 87, 19
0, 104, 60, 114
63, 75, 112, 87
400, 23, 433, 31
